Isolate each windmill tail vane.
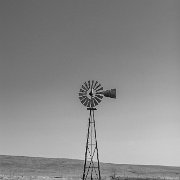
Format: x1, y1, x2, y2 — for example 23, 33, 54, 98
99, 89, 116, 99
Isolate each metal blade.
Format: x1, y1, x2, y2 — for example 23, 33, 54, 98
84, 81, 89, 90
95, 94, 103, 99
79, 92, 86, 97
93, 81, 98, 89
95, 91, 103, 95
82, 85, 87, 91
94, 83, 101, 90
96, 87, 103, 92
91, 99, 94, 107
94, 96, 101, 103
79, 95, 86, 101
80, 88, 86, 93
86, 99, 90, 107
92, 98, 98, 106
91, 80, 94, 90
83, 97, 89, 106
81, 96, 87, 104
88, 80, 91, 89
87, 99, 91, 107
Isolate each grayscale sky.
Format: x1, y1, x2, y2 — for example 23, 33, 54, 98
0, 0, 180, 166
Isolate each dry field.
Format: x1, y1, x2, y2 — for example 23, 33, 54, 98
0, 155, 180, 180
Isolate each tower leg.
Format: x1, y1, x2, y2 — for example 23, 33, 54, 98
83, 108, 101, 180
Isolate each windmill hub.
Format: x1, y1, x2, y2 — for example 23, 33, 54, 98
89, 88, 94, 97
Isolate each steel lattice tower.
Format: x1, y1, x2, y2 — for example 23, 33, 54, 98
83, 107, 101, 180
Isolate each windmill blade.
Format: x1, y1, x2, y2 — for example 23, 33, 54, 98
84, 81, 89, 90
96, 87, 103, 92
88, 80, 91, 89
94, 96, 101, 103
79, 95, 86, 101
90, 99, 95, 107
93, 81, 98, 89
81, 97, 87, 104
86, 99, 93, 107
92, 98, 98, 106
95, 91, 103, 95
80, 88, 86, 93
83, 97, 89, 106
81, 96, 88, 104
86, 98, 92, 107
94, 83, 101, 90
95, 94, 103, 99
82, 84, 88, 91
91, 80, 94, 90
79, 92, 86, 97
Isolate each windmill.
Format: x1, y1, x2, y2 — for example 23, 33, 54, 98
79, 80, 116, 180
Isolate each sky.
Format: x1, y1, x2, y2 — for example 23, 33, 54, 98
0, 0, 180, 166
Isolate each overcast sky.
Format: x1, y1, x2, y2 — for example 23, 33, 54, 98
0, 0, 180, 166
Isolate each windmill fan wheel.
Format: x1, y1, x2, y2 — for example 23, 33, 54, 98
79, 80, 104, 107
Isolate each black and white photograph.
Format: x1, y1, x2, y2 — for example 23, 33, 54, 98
0, 0, 180, 180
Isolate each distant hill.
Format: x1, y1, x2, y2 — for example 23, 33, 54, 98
0, 155, 180, 179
